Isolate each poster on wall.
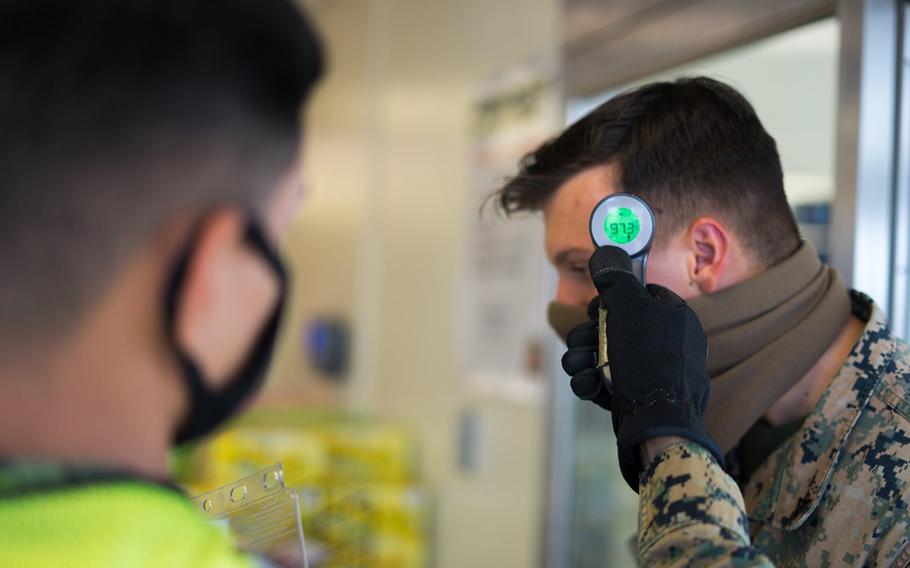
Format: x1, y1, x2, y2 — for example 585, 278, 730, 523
461, 61, 561, 403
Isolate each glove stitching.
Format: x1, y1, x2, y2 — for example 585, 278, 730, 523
591, 266, 628, 280
632, 387, 685, 409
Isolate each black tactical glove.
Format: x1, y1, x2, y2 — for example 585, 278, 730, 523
561, 298, 611, 408
561, 246, 723, 491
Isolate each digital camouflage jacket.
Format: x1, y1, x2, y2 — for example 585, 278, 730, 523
638, 295, 910, 567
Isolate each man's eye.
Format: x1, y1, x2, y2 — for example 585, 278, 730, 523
569, 265, 588, 276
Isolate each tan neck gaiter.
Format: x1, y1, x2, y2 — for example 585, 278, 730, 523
688, 241, 851, 453
547, 241, 851, 454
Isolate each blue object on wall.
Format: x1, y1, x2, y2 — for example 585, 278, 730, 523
304, 318, 350, 379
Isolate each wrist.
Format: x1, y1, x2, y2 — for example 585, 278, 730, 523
639, 436, 687, 465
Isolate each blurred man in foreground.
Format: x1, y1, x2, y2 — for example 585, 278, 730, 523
0, 1, 322, 565
499, 78, 910, 565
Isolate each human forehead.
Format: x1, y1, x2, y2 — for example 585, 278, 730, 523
543, 165, 618, 259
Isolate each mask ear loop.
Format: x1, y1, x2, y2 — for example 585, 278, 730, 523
163, 223, 207, 432
163, 212, 289, 444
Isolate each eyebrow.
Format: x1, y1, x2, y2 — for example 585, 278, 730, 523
553, 248, 591, 266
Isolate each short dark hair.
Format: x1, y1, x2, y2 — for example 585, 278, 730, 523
0, 0, 324, 353
498, 77, 799, 267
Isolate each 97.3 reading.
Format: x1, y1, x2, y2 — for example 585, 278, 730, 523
609, 222, 637, 239
603, 207, 641, 244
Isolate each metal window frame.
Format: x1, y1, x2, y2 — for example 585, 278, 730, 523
830, 0, 902, 318
890, 1, 910, 339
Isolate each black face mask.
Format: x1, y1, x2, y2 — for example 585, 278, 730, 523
165, 218, 288, 445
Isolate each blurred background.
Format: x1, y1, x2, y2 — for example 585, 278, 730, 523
175, 1, 910, 566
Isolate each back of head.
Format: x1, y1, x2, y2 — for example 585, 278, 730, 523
0, 0, 324, 358
498, 77, 800, 267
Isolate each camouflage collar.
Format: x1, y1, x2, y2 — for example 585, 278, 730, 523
750, 292, 896, 530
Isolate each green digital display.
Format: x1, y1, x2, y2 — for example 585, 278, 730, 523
604, 207, 640, 244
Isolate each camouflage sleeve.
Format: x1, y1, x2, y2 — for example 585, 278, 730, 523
638, 442, 774, 567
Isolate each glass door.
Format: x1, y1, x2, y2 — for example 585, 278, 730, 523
552, 18, 842, 568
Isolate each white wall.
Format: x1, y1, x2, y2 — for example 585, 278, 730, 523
271, 1, 562, 565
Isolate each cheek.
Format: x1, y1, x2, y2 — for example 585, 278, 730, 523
645, 255, 694, 298
264, 175, 305, 243
555, 272, 597, 307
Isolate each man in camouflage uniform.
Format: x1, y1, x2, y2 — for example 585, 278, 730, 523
498, 77, 910, 565
638, 292, 910, 566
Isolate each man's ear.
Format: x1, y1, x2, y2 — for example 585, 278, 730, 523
173, 207, 281, 384
685, 217, 730, 294
175, 210, 246, 341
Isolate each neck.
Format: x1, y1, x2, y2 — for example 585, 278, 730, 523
764, 313, 866, 426
0, 350, 181, 478
0, 253, 185, 478
0, 376, 174, 477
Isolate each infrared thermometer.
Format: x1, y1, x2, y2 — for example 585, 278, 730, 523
589, 193, 655, 383
589, 193, 655, 280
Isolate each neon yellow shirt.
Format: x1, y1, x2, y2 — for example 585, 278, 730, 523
0, 463, 255, 568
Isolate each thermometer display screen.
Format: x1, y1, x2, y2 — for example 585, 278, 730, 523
603, 207, 640, 244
